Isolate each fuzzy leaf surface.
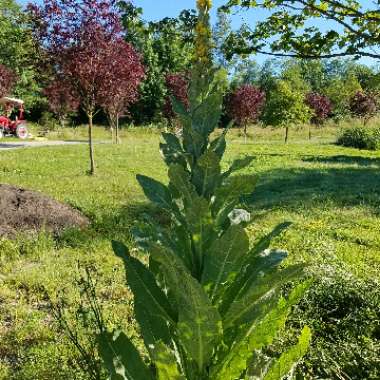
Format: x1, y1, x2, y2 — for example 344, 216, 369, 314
193, 150, 221, 198
223, 156, 255, 178
263, 326, 312, 380
202, 225, 249, 303
137, 175, 174, 213
98, 330, 153, 380
168, 164, 197, 205
151, 246, 223, 374
152, 342, 185, 380
223, 264, 306, 329
112, 241, 176, 349
212, 282, 310, 380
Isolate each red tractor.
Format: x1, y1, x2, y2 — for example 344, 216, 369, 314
0, 97, 28, 139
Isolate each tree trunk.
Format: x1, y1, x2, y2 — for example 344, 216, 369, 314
244, 124, 248, 144
116, 113, 120, 144
88, 114, 95, 175
110, 126, 115, 144
285, 127, 289, 144
308, 124, 312, 140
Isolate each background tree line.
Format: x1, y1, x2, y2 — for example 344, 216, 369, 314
0, 0, 379, 130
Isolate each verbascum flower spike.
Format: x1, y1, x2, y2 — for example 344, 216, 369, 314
194, 0, 213, 66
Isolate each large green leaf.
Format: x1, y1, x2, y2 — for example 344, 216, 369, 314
171, 95, 189, 118
162, 132, 183, 151
137, 175, 174, 212
183, 196, 215, 276
191, 80, 223, 137
152, 342, 185, 380
211, 282, 310, 380
160, 132, 187, 168
98, 330, 153, 380
168, 164, 197, 205
192, 150, 221, 198
214, 174, 257, 212
136, 175, 183, 222
222, 156, 255, 178
151, 246, 223, 374
263, 326, 312, 380
222, 264, 306, 329
183, 127, 207, 162
219, 223, 291, 314
201, 225, 249, 303
112, 241, 176, 349
209, 124, 231, 159
220, 249, 289, 315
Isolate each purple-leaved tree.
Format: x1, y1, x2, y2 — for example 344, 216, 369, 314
29, 0, 143, 174
227, 84, 266, 142
350, 91, 377, 124
100, 39, 144, 144
44, 79, 79, 128
305, 92, 332, 139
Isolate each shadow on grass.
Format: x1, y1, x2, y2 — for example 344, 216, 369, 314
246, 165, 380, 213
58, 154, 380, 248
56, 202, 170, 249
302, 154, 380, 167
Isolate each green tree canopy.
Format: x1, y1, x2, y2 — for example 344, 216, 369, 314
0, 0, 40, 109
118, 2, 197, 123
221, 0, 380, 61
262, 79, 312, 140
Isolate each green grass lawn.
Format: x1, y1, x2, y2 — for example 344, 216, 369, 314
0, 126, 379, 379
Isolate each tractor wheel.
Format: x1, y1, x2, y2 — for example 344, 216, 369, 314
16, 125, 28, 139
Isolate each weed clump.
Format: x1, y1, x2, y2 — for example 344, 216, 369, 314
337, 126, 380, 150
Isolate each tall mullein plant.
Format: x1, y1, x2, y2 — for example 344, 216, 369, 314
98, 1, 311, 379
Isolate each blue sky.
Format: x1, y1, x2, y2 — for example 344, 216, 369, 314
134, 0, 272, 32
19, 0, 376, 66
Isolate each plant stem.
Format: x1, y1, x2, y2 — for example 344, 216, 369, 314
88, 113, 95, 175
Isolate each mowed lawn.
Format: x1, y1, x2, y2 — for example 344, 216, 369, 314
0, 127, 379, 379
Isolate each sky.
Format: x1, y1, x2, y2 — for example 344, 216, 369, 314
19, 0, 377, 67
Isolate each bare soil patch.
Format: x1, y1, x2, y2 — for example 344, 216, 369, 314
0, 184, 89, 237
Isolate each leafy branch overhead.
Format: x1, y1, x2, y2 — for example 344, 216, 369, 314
221, 0, 380, 60
98, 1, 312, 379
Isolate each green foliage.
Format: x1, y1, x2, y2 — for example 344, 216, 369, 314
221, 1, 380, 62
324, 73, 362, 119
291, 267, 380, 380
263, 80, 312, 127
98, 9, 310, 377
1, 127, 380, 378
0, 0, 41, 109
337, 126, 380, 150
118, 2, 196, 124
260, 326, 311, 380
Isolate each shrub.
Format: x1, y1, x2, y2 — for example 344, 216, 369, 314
305, 92, 332, 124
350, 91, 377, 120
337, 126, 380, 150
291, 267, 380, 380
38, 111, 59, 133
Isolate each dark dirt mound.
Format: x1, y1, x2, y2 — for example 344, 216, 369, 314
0, 184, 89, 237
